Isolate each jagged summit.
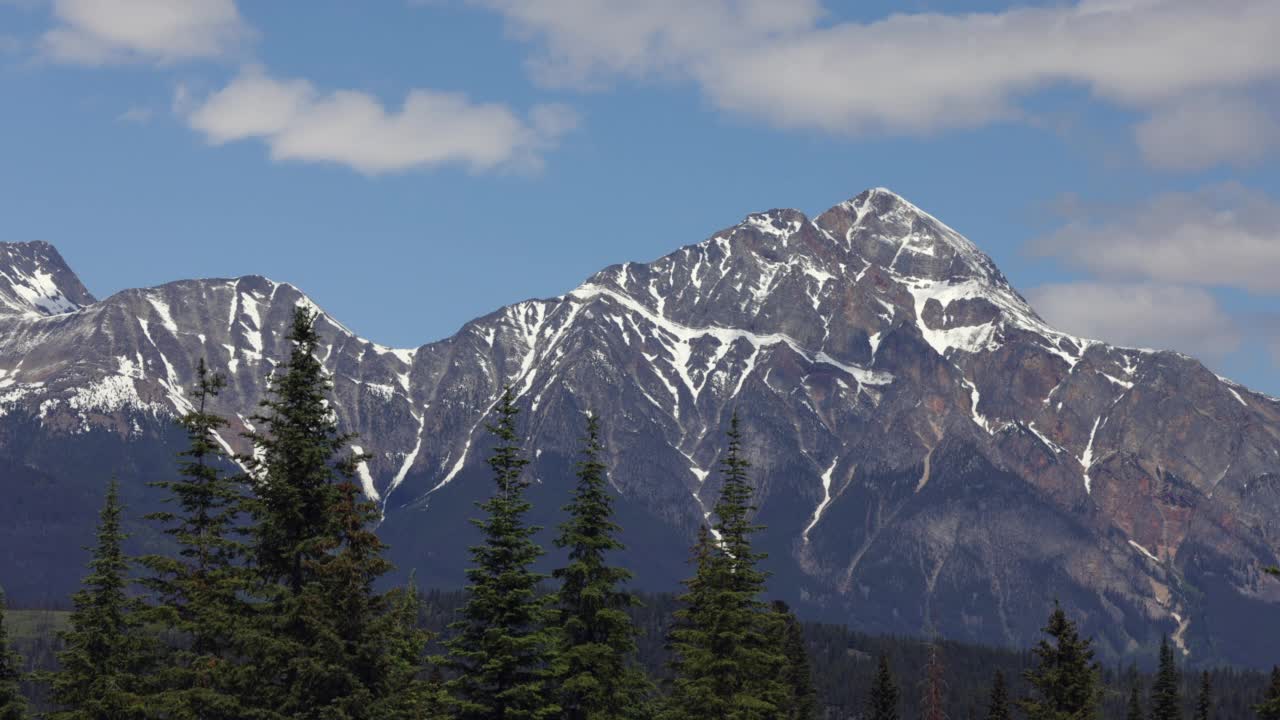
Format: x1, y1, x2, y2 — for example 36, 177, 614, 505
3, 192, 1279, 666
0, 240, 96, 317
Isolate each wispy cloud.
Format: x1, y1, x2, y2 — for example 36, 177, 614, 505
1031, 184, 1280, 294
1136, 93, 1280, 171
42, 0, 249, 65
1028, 282, 1240, 359
183, 66, 578, 175
116, 106, 153, 124
475, 0, 1280, 168
1028, 183, 1280, 367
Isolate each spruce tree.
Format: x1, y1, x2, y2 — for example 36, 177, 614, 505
772, 600, 817, 720
662, 526, 721, 720
552, 414, 650, 720
46, 480, 152, 720
921, 643, 947, 720
139, 359, 251, 719
1194, 671, 1210, 720
986, 671, 1010, 720
1126, 681, 1144, 720
372, 580, 444, 720
867, 654, 900, 720
663, 414, 787, 719
0, 590, 29, 720
241, 306, 416, 719
1018, 602, 1100, 720
1150, 635, 1181, 720
1257, 667, 1280, 720
445, 386, 560, 720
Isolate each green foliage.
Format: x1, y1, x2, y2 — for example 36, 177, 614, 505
138, 359, 253, 719
1151, 636, 1182, 720
1018, 602, 1101, 720
867, 654, 900, 720
0, 590, 29, 720
1194, 670, 1211, 720
239, 306, 421, 719
987, 670, 1010, 720
552, 414, 651, 720
371, 580, 447, 720
662, 414, 788, 720
444, 386, 560, 720
1256, 667, 1280, 720
773, 600, 817, 720
45, 480, 153, 720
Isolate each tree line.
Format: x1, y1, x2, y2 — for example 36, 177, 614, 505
0, 306, 1278, 719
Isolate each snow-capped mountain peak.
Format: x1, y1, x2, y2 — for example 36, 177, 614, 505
3, 191, 1279, 668
0, 241, 96, 318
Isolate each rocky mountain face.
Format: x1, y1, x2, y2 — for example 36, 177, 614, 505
3, 190, 1279, 666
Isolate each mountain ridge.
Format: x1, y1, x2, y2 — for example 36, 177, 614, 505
3, 188, 1279, 667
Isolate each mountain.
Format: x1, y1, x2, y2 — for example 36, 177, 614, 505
2, 189, 1279, 666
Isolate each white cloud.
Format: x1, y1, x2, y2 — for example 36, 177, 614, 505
116, 106, 153, 124
1028, 282, 1239, 358
1136, 93, 1280, 170
1032, 184, 1280, 294
184, 67, 577, 175
476, 0, 1280, 161
42, 0, 248, 65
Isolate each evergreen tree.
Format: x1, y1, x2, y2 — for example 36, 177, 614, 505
1257, 667, 1280, 720
662, 526, 720, 720
1194, 670, 1210, 720
552, 414, 650, 720
1150, 636, 1181, 720
772, 600, 817, 720
445, 386, 560, 720
662, 414, 787, 719
0, 590, 29, 720
921, 643, 947, 720
372, 580, 445, 720
46, 480, 152, 720
986, 671, 1010, 720
1018, 602, 1100, 720
316, 479, 436, 720
1126, 681, 1144, 720
139, 359, 251, 719
241, 306, 417, 719
867, 654, 900, 720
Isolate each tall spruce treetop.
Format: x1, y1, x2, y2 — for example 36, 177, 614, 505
241, 306, 413, 719
1194, 671, 1210, 720
662, 526, 721, 720
1018, 602, 1100, 720
1150, 636, 1182, 720
47, 480, 152, 720
663, 413, 787, 720
1126, 681, 1143, 720
246, 306, 353, 594
140, 359, 251, 719
713, 413, 767, 590
553, 414, 649, 720
986, 671, 1010, 720
921, 643, 947, 720
772, 600, 818, 720
445, 386, 560, 720
0, 590, 28, 720
867, 654, 900, 720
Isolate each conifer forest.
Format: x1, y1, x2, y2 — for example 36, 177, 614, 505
2, 307, 1277, 719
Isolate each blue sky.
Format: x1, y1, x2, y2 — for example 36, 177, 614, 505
2, 0, 1279, 393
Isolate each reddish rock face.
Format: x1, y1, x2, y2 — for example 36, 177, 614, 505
1, 189, 1278, 666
